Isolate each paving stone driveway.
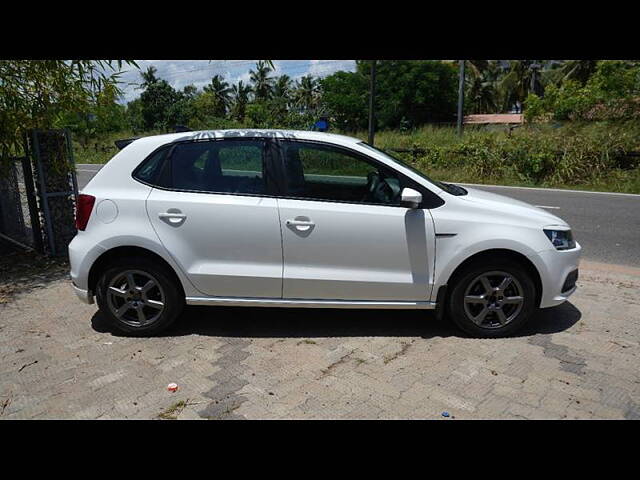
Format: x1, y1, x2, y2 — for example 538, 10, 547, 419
1, 260, 639, 419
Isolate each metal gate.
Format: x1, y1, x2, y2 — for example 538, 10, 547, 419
29, 129, 79, 256
0, 154, 43, 253
0, 129, 78, 256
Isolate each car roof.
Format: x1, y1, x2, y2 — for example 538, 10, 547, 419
134, 129, 363, 149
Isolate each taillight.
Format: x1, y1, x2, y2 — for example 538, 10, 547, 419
75, 194, 96, 231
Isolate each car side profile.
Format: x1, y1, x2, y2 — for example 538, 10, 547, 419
68, 129, 581, 337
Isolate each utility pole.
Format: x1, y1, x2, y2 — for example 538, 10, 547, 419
457, 60, 465, 136
368, 60, 377, 145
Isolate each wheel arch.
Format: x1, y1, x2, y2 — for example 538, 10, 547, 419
445, 248, 543, 308
88, 246, 186, 299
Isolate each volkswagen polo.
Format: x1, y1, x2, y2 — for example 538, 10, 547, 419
68, 129, 581, 337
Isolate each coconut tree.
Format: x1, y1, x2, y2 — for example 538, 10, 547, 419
138, 66, 159, 90
465, 60, 502, 113
499, 60, 545, 111
545, 60, 598, 86
273, 75, 293, 100
249, 60, 274, 101
294, 75, 320, 112
230, 80, 251, 121
203, 74, 231, 116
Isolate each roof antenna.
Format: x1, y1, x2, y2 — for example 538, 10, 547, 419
174, 125, 192, 132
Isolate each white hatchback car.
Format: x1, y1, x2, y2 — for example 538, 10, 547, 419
69, 129, 581, 337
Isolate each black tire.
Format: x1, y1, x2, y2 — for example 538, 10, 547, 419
96, 256, 184, 336
446, 258, 537, 338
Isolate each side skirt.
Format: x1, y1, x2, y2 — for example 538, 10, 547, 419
185, 296, 437, 309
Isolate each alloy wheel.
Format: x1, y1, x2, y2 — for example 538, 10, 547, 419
463, 270, 524, 329
106, 270, 165, 327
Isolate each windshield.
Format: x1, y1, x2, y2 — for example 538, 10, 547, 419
357, 142, 467, 196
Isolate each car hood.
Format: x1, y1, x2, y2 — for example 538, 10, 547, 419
458, 186, 569, 228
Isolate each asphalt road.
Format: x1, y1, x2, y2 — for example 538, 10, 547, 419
76, 164, 640, 267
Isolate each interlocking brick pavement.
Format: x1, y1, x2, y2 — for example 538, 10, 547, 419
0, 260, 638, 419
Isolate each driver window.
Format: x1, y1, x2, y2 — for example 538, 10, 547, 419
282, 142, 401, 205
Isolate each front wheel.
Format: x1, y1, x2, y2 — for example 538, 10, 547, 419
96, 257, 184, 336
446, 259, 537, 338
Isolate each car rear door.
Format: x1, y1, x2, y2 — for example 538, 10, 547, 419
146, 138, 283, 298
274, 140, 436, 302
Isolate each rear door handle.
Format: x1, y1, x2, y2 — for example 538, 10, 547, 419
285, 218, 315, 233
285, 219, 315, 227
158, 209, 186, 226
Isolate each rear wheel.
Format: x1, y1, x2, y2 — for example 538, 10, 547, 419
96, 257, 184, 336
446, 259, 537, 338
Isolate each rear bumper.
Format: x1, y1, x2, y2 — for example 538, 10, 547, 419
72, 283, 94, 304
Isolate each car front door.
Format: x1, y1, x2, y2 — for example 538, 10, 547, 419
146, 138, 283, 298
275, 140, 436, 302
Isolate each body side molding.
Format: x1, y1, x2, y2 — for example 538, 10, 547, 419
186, 296, 437, 309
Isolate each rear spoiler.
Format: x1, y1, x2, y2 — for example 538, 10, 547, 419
114, 137, 139, 150
114, 125, 192, 151
115, 126, 191, 150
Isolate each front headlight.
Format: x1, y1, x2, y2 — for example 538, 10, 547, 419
543, 229, 576, 250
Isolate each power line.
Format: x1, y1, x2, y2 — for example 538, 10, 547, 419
159, 60, 259, 79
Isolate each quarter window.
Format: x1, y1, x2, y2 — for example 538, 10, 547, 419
133, 146, 169, 185
169, 140, 266, 195
282, 142, 402, 205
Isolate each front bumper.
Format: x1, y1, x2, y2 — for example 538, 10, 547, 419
72, 282, 94, 304
532, 242, 582, 308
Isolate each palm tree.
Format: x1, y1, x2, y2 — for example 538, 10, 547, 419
230, 80, 251, 121
273, 74, 293, 99
137, 66, 158, 90
557, 60, 597, 85
499, 60, 545, 111
203, 74, 231, 116
294, 75, 320, 112
249, 61, 274, 101
465, 60, 501, 113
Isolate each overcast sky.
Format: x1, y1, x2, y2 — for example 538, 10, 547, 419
116, 60, 356, 103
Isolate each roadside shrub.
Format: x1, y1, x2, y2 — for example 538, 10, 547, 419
525, 61, 640, 122
361, 121, 640, 189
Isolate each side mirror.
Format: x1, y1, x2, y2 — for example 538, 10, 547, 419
400, 187, 422, 208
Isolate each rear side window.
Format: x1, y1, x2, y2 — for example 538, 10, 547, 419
169, 140, 266, 195
133, 147, 169, 185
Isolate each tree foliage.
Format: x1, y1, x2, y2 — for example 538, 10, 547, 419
0, 60, 136, 158
362, 60, 458, 128
321, 61, 458, 132
9, 59, 639, 161
321, 71, 368, 131
525, 61, 640, 121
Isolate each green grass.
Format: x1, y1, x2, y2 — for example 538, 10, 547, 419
157, 400, 188, 420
